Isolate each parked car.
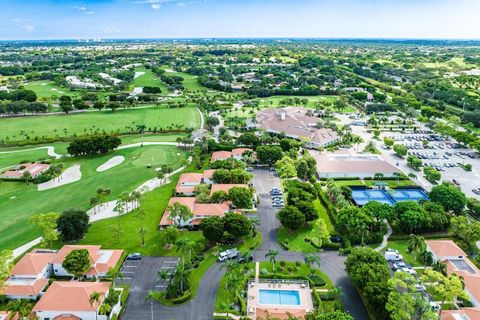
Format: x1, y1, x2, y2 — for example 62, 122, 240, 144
452, 179, 460, 186
238, 255, 254, 263
218, 249, 240, 262
126, 253, 142, 261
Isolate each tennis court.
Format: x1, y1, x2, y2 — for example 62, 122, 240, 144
351, 188, 428, 206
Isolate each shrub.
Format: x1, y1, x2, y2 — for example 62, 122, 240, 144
309, 274, 326, 287
280, 260, 286, 267
170, 290, 192, 304
295, 261, 302, 267
322, 241, 341, 250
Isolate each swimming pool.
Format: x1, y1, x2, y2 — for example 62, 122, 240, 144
258, 289, 301, 306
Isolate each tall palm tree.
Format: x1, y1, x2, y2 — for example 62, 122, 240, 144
136, 124, 147, 146
304, 254, 321, 272
433, 261, 447, 276
6, 299, 34, 320
176, 239, 194, 267
418, 250, 434, 267
89, 291, 103, 320
265, 249, 279, 273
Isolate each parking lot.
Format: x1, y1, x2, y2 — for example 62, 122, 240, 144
119, 256, 179, 318
384, 132, 480, 198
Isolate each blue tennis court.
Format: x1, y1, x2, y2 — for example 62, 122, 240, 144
351, 188, 428, 206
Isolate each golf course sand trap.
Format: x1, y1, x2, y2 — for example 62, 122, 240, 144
97, 156, 125, 172
38, 164, 81, 191
134, 71, 145, 78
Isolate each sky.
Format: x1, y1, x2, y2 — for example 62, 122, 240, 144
0, 0, 479, 40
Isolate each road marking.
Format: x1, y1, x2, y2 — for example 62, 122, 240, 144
121, 277, 133, 280
122, 271, 135, 274
122, 265, 138, 268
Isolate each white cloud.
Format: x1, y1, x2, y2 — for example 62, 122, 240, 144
22, 24, 35, 32
151, 3, 161, 9
85, 11, 95, 15
74, 6, 87, 11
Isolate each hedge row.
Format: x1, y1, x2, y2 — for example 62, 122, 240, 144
170, 290, 192, 304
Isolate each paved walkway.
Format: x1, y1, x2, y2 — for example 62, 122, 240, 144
375, 221, 393, 252
0, 145, 62, 159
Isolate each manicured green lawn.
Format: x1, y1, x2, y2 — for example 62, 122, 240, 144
24, 80, 77, 98
132, 68, 171, 94
314, 199, 334, 233
384, 240, 422, 267
333, 180, 365, 187
0, 148, 53, 170
0, 145, 187, 251
163, 68, 206, 92
0, 105, 200, 141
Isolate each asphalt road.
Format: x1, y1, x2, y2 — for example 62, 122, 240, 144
252, 168, 369, 320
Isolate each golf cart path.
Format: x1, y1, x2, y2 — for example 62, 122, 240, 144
96, 156, 125, 172
195, 106, 204, 129
0, 146, 62, 159
37, 164, 82, 191
12, 158, 191, 259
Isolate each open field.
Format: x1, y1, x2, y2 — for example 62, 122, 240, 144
163, 67, 207, 92
132, 68, 171, 94
0, 144, 187, 251
0, 106, 200, 141
384, 240, 422, 267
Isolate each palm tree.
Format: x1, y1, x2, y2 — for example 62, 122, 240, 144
418, 250, 434, 267
6, 299, 34, 319
106, 267, 123, 289
433, 261, 447, 276
304, 254, 321, 272
407, 234, 426, 261
176, 239, 194, 267
158, 270, 171, 283
89, 291, 103, 320
136, 124, 147, 146
265, 249, 279, 273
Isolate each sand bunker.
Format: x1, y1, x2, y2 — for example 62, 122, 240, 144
96, 156, 125, 172
38, 164, 81, 191
134, 71, 145, 78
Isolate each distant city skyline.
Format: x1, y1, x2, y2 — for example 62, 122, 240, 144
0, 0, 479, 40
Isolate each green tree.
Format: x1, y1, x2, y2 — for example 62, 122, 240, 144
256, 145, 283, 165
0, 250, 13, 292
136, 124, 147, 146
275, 156, 297, 178
423, 166, 441, 184
306, 311, 353, 320
450, 216, 480, 250
29, 212, 60, 249
277, 205, 306, 231
429, 183, 467, 214
224, 212, 252, 238
57, 208, 90, 242
393, 144, 408, 157
160, 226, 180, 249
22, 170, 32, 185
383, 137, 394, 148
62, 249, 92, 279
106, 267, 123, 289
6, 299, 35, 320
200, 216, 225, 243
168, 202, 194, 226
228, 187, 253, 209
211, 190, 229, 203
304, 254, 321, 272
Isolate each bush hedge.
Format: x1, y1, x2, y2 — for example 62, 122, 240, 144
170, 290, 192, 304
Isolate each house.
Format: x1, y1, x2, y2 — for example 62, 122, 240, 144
52, 245, 123, 279
0, 162, 50, 180
210, 184, 249, 196
175, 173, 203, 196
202, 169, 216, 185
309, 151, 401, 179
256, 107, 339, 149
33, 282, 120, 320
210, 148, 254, 162
441, 307, 480, 320
159, 197, 230, 227
2, 250, 56, 300
426, 240, 480, 307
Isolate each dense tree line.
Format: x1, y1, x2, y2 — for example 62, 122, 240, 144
67, 134, 121, 156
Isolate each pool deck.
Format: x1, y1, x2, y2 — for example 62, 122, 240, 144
246, 279, 314, 320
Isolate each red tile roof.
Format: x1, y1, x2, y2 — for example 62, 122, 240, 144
256, 308, 306, 320
3, 278, 48, 297
426, 240, 467, 258
11, 251, 56, 276
210, 184, 248, 195
441, 307, 480, 320
33, 282, 111, 312
211, 151, 232, 162
0, 162, 50, 179
232, 148, 253, 157
160, 197, 229, 226
202, 169, 216, 180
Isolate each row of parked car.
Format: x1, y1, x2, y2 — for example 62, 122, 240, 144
384, 249, 440, 312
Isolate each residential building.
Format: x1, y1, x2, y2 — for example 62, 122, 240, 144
2, 250, 56, 300
426, 240, 480, 307
0, 162, 50, 180
256, 107, 339, 148
175, 173, 203, 196
33, 282, 120, 320
309, 151, 401, 179
0, 311, 18, 320
210, 148, 253, 162
159, 197, 229, 227
202, 169, 216, 185
441, 308, 480, 320
52, 245, 123, 279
